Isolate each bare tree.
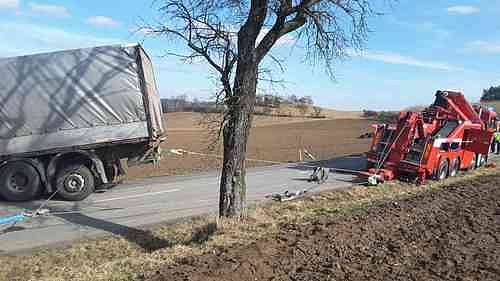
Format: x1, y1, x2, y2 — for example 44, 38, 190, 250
145, 0, 387, 218
297, 102, 309, 116
312, 106, 323, 118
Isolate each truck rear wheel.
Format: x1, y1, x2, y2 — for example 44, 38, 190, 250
56, 164, 95, 201
449, 159, 460, 177
0, 161, 41, 201
474, 153, 486, 169
434, 159, 448, 181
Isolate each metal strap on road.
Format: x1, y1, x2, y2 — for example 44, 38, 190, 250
169, 149, 285, 165
169, 148, 366, 176
0, 214, 26, 226
1, 184, 59, 228
170, 148, 370, 202
0, 148, 366, 227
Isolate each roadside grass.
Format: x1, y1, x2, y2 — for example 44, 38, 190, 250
1, 163, 498, 281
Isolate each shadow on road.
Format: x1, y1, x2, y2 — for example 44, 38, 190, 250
0, 197, 219, 252
0, 225, 26, 235
54, 211, 218, 252
58, 212, 175, 252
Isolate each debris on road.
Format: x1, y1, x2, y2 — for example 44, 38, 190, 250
309, 167, 330, 183
270, 190, 309, 202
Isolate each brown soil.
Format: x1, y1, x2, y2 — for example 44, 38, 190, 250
149, 175, 500, 281
126, 113, 373, 179
163, 112, 361, 130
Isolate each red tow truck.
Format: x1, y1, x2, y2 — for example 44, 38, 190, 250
365, 90, 497, 184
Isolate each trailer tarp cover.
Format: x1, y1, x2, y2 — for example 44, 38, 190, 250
0, 44, 163, 156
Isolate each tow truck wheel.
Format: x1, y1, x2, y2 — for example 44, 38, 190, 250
56, 164, 95, 201
0, 161, 41, 201
435, 159, 449, 181
449, 159, 460, 177
474, 154, 486, 169
480, 154, 487, 166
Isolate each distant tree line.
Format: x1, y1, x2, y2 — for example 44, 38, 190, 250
255, 94, 314, 108
362, 110, 399, 123
161, 95, 223, 113
480, 85, 500, 101
162, 94, 316, 113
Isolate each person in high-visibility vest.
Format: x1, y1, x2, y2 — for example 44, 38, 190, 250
492, 132, 498, 153
494, 131, 500, 155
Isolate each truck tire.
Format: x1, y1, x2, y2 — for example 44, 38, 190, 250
481, 154, 487, 166
0, 161, 41, 201
474, 153, 486, 169
434, 159, 448, 181
56, 164, 95, 201
449, 159, 460, 177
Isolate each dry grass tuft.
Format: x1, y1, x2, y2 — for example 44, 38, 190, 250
1, 163, 498, 281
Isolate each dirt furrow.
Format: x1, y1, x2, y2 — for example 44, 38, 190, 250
149, 175, 500, 281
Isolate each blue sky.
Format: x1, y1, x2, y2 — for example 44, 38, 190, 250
0, 0, 499, 110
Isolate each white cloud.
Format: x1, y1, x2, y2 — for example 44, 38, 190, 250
466, 40, 500, 54
387, 18, 451, 42
29, 2, 70, 17
0, 0, 18, 9
0, 22, 122, 57
447, 5, 480, 15
349, 49, 463, 71
86, 16, 121, 28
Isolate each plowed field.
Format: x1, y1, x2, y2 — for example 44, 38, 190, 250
126, 113, 373, 179
149, 174, 500, 281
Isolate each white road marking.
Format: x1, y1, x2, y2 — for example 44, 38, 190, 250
93, 189, 181, 203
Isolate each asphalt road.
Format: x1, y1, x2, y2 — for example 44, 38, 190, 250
0, 155, 365, 254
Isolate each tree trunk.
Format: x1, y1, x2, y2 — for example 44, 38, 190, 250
219, 0, 266, 218
219, 58, 258, 218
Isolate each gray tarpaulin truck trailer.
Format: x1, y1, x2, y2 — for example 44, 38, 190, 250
0, 44, 165, 201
